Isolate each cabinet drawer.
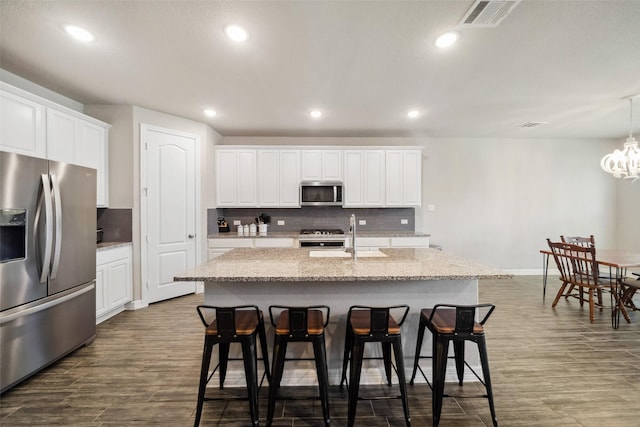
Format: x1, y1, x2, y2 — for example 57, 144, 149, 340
209, 238, 253, 248
390, 237, 430, 248
97, 245, 131, 265
254, 238, 294, 248
356, 237, 390, 248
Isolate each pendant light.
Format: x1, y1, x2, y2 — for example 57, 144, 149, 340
600, 96, 640, 182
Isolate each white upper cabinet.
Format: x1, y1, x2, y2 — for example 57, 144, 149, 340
385, 149, 422, 207
343, 150, 385, 207
258, 150, 279, 206
77, 120, 109, 207
216, 149, 257, 207
0, 87, 46, 158
278, 150, 301, 207
1, 83, 110, 207
224, 149, 300, 208
46, 108, 78, 163
46, 107, 110, 207
217, 146, 420, 208
301, 149, 343, 181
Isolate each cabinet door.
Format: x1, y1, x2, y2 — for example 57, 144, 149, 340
385, 150, 404, 206
46, 108, 78, 164
108, 258, 131, 308
236, 150, 257, 206
343, 151, 364, 207
363, 150, 385, 206
216, 150, 238, 206
385, 150, 421, 206
0, 89, 46, 158
301, 150, 322, 181
77, 121, 109, 207
321, 150, 343, 180
402, 150, 422, 206
95, 264, 107, 317
258, 150, 279, 206
279, 150, 300, 207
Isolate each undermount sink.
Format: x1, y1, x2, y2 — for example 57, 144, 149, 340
308, 249, 388, 258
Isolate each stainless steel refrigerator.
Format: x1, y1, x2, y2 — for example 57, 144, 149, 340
1, 151, 96, 393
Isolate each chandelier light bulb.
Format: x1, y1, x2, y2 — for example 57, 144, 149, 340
601, 97, 640, 182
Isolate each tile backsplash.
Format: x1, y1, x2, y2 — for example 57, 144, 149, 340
208, 207, 414, 235
97, 208, 132, 242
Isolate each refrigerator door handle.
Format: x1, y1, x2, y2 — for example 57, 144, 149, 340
50, 174, 63, 279
38, 174, 54, 283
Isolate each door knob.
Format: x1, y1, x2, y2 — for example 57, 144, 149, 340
188, 234, 195, 238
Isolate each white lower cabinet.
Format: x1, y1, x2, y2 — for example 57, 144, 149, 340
208, 237, 295, 259
253, 238, 295, 248
390, 236, 430, 248
96, 245, 132, 324
353, 237, 390, 249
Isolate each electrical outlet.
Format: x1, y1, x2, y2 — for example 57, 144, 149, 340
359, 219, 366, 225
277, 220, 285, 226
233, 220, 241, 226
427, 204, 435, 212
401, 219, 408, 225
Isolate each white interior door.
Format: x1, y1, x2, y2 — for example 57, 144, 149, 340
144, 126, 197, 303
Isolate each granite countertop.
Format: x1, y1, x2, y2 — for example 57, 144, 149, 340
207, 231, 430, 239
208, 231, 299, 239
97, 242, 132, 251
175, 247, 510, 282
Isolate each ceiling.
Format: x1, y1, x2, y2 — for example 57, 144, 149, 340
1, 0, 640, 140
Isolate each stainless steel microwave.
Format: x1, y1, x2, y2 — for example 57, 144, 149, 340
300, 181, 343, 206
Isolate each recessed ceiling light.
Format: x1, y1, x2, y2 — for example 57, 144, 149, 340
310, 110, 322, 119
64, 25, 95, 43
203, 109, 217, 117
224, 25, 249, 42
434, 31, 459, 49
407, 110, 421, 119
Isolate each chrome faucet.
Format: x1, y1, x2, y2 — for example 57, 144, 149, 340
347, 214, 357, 259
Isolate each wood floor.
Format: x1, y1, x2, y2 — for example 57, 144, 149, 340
1, 275, 639, 426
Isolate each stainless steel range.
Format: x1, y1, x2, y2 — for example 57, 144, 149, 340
298, 228, 345, 248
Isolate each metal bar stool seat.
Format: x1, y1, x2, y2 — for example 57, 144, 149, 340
194, 305, 271, 427
267, 305, 331, 427
409, 304, 497, 427
339, 305, 411, 427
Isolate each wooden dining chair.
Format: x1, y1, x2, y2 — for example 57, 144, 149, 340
559, 235, 597, 304
547, 240, 613, 323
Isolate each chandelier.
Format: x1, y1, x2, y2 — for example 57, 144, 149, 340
600, 96, 640, 182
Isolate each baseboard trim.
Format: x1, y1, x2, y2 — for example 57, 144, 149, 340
125, 300, 147, 311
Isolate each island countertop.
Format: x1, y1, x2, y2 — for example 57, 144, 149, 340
174, 247, 510, 282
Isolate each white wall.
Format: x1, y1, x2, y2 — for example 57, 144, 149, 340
84, 105, 134, 208
222, 136, 624, 271
616, 178, 640, 252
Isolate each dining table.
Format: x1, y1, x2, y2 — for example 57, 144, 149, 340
540, 248, 640, 328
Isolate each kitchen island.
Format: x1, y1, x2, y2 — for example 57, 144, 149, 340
175, 247, 510, 386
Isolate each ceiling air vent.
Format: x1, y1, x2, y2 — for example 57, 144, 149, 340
518, 122, 547, 129
459, 0, 522, 27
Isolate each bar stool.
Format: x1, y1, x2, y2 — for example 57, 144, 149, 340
194, 305, 271, 427
266, 305, 331, 427
339, 305, 411, 427
409, 304, 497, 427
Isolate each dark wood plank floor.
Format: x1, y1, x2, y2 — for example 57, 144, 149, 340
1, 275, 639, 426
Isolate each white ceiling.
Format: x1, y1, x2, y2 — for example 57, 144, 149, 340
1, 0, 640, 140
